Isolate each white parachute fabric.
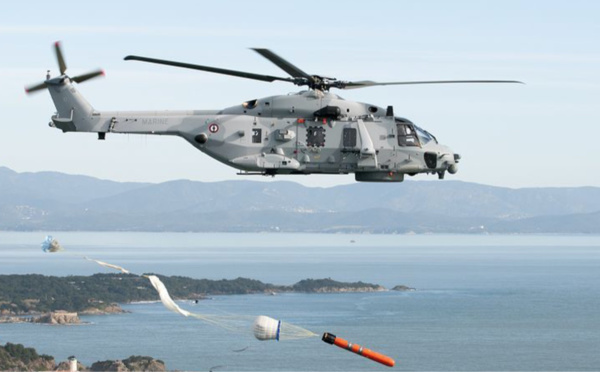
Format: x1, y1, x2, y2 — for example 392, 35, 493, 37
41, 236, 62, 253
253, 315, 281, 341
253, 315, 317, 341
144, 275, 249, 332
84, 257, 130, 274
146, 275, 191, 317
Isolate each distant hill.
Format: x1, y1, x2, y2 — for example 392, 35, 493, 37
1, 166, 599, 233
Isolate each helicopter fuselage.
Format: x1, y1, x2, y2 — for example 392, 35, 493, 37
48, 84, 459, 182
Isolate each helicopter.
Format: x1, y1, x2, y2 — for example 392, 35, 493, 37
26, 42, 522, 182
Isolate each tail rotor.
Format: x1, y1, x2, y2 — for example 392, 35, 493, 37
25, 41, 104, 94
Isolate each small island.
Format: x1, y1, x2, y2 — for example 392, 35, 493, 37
0, 274, 412, 322
392, 285, 416, 291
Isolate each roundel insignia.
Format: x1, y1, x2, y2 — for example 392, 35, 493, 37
208, 123, 219, 133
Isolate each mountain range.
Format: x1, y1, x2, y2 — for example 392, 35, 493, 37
1, 166, 599, 233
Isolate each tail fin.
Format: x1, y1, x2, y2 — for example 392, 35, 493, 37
25, 41, 104, 132
47, 80, 95, 132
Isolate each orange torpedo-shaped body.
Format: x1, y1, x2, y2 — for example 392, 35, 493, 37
322, 332, 395, 367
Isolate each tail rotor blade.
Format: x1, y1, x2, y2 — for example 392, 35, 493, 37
72, 69, 105, 84
54, 41, 67, 75
25, 42, 105, 96
24, 82, 48, 94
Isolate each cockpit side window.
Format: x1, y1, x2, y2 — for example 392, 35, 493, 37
414, 125, 436, 145
396, 123, 419, 147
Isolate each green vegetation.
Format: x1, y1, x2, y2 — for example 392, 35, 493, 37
292, 278, 382, 292
123, 355, 165, 366
90, 355, 166, 371
0, 343, 53, 363
0, 274, 383, 314
0, 343, 54, 371
0, 273, 155, 313
0, 343, 165, 371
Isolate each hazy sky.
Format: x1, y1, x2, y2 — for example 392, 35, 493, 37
2, 1, 599, 188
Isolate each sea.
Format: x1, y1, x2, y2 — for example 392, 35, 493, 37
1, 232, 599, 371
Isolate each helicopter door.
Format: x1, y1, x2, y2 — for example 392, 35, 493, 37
396, 123, 419, 147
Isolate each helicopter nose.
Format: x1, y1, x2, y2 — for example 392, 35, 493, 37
447, 153, 460, 174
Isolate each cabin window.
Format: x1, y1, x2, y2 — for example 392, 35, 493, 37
243, 99, 258, 109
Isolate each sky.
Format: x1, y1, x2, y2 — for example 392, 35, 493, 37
1, 0, 599, 188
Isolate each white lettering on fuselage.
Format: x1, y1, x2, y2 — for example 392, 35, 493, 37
141, 118, 168, 125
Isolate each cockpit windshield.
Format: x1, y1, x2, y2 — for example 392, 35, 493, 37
414, 125, 437, 145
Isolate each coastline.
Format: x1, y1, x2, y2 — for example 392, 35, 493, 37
0, 273, 414, 325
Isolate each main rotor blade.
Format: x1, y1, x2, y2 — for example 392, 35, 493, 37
54, 41, 67, 75
72, 69, 105, 84
251, 48, 313, 81
342, 80, 525, 89
124, 55, 295, 84
24, 82, 47, 94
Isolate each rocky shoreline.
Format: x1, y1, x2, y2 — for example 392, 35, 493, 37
0, 343, 166, 372
301, 285, 387, 293
0, 285, 416, 325
1, 274, 414, 324
392, 285, 416, 291
0, 305, 128, 325
0, 311, 82, 325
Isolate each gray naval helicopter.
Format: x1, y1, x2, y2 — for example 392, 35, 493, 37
26, 42, 521, 182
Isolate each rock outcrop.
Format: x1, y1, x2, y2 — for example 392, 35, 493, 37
1, 311, 82, 325
0, 316, 29, 324
90, 356, 166, 371
80, 304, 127, 315
0, 343, 55, 371
33, 311, 81, 325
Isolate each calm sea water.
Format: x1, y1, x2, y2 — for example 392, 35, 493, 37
1, 232, 599, 371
